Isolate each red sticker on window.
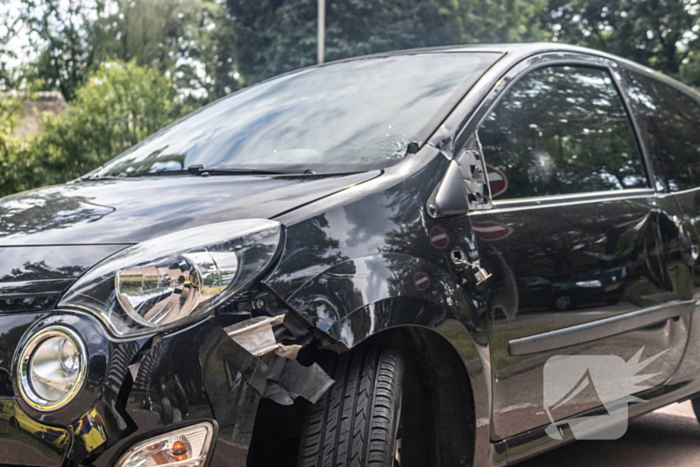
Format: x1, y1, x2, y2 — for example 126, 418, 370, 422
471, 220, 513, 241
414, 272, 430, 291
487, 165, 508, 198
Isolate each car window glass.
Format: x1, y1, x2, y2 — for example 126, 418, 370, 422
478, 65, 647, 200
96, 53, 498, 176
626, 71, 700, 192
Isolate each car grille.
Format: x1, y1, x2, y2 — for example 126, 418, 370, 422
0, 278, 74, 312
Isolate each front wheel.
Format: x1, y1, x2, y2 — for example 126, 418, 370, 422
298, 346, 405, 467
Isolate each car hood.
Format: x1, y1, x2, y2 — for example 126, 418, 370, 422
0, 171, 379, 246
0, 172, 379, 310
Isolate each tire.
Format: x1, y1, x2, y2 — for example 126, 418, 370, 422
298, 346, 405, 467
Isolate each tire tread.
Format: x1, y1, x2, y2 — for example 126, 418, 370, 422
298, 347, 404, 467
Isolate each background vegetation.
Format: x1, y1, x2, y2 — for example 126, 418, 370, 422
1, 0, 700, 197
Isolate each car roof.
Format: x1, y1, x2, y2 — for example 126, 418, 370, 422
353, 42, 640, 68
346, 42, 700, 102
321, 42, 661, 81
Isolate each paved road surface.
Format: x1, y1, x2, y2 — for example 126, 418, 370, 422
517, 401, 700, 467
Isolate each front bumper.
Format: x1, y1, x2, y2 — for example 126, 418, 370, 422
0, 310, 257, 467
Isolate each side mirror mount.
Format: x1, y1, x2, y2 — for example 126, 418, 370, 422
457, 147, 491, 209
426, 159, 470, 218
427, 133, 491, 218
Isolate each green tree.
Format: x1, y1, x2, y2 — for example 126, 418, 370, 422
109, 0, 237, 99
227, 0, 549, 85
18, 60, 186, 191
0, 0, 22, 91
16, 0, 238, 102
17, 0, 105, 101
0, 95, 38, 196
543, 0, 700, 84
197, 0, 240, 99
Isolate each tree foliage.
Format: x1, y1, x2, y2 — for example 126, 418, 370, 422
544, 0, 700, 84
4, 0, 700, 198
0, 60, 185, 196
107, 0, 239, 100
0, 95, 36, 196
10, 0, 700, 93
227, 0, 549, 84
17, 0, 104, 100
13, 0, 238, 102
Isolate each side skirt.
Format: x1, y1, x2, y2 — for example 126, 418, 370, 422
490, 379, 699, 466
508, 300, 696, 357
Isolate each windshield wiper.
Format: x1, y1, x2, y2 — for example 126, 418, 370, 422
185, 165, 294, 176
94, 165, 299, 179
87, 165, 320, 179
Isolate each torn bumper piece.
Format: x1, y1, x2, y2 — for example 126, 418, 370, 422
225, 315, 302, 359
222, 315, 334, 405
264, 358, 335, 405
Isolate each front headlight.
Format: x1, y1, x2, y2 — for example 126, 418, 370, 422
59, 219, 282, 336
18, 326, 87, 411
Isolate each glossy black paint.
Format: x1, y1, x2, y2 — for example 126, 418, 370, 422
0, 245, 126, 311
472, 193, 692, 440
0, 172, 379, 245
3, 43, 700, 467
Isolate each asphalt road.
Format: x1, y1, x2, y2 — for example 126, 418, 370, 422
517, 401, 700, 467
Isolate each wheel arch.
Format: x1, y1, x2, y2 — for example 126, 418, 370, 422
254, 251, 493, 465
248, 324, 488, 467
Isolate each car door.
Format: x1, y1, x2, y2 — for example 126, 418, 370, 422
462, 54, 694, 441
622, 68, 700, 302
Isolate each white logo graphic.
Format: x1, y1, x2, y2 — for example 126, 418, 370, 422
542, 347, 667, 441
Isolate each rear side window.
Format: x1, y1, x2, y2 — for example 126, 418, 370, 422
626, 71, 700, 192
478, 65, 647, 200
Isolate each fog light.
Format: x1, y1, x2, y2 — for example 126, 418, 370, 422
18, 326, 87, 411
115, 422, 214, 467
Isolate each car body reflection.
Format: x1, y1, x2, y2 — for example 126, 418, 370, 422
517, 267, 627, 312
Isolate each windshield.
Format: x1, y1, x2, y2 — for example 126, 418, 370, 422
97, 52, 499, 177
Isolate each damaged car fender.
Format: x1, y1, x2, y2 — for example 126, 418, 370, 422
284, 253, 483, 349
263, 149, 489, 375
259, 149, 493, 465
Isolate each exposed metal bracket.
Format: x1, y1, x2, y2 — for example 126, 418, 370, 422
225, 315, 286, 356
451, 248, 492, 285
457, 148, 491, 210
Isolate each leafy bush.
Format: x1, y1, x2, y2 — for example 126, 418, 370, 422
0, 60, 188, 197
0, 96, 38, 196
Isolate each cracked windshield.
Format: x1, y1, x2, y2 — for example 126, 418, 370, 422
97, 52, 497, 176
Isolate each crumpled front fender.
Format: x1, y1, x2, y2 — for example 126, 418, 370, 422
285, 253, 485, 347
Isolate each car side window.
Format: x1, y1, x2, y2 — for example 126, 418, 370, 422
626, 71, 700, 192
478, 65, 648, 200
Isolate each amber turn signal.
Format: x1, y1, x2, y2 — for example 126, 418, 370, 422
172, 440, 188, 461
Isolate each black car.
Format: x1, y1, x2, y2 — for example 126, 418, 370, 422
3, 42, 700, 467
516, 267, 627, 312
